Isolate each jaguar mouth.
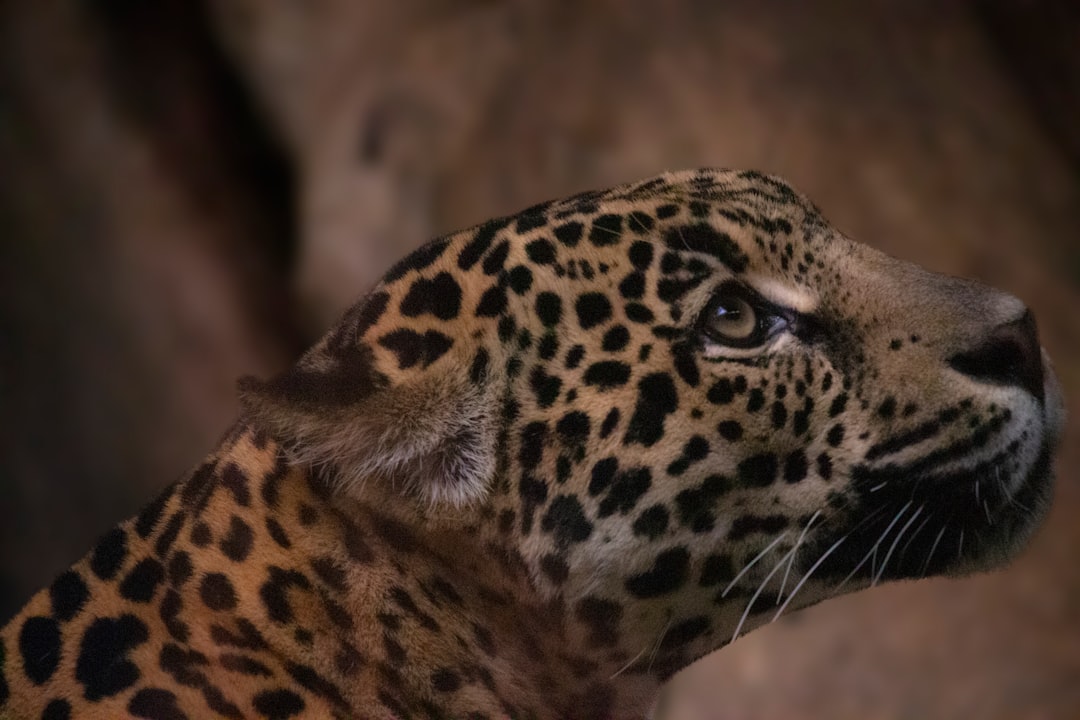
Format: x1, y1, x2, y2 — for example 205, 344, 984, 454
810, 361, 1063, 586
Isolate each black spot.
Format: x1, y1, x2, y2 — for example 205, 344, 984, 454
889, 338, 903, 351
517, 209, 549, 233
707, 379, 736, 404
76, 614, 150, 701
633, 504, 669, 539
658, 616, 710, 652
628, 242, 654, 271
624, 373, 678, 447
379, 329, 453, 369
598, 467, 651, 518
190, 522, 212, 547
576, 597, 623, 648
625, 548, 690, 598
717, 420, 743, 441
128, 688, 186, 720
385, 238, 450, 282
792, 398, 813, 436
575, 293, 613, 329
459, 218, 510, 270
482, 240, 511, 275
674, 475, 730, 532
599, 408, 620, 438
556, 411, 590, 445
583, 361, 632, 389
628, 212, 656, 234
589, 214, 623, 245
728, 514, 789, 541
817, 452, 833, 480
541, 495, 594, 547
540, 554, 570, 584
625, 302, 654, 323
699, 554, 734, 587
507, 265, 533, 294
266, 518, 292, 548
400, 272, 462, 320
134, 483, 173, 538
432, 668, 461, 692
519, 474, 548, 534
253, 689, 305, 719
90, 528, 127, 580
475, 283, 507, 317
526, 239, 557, 265
618, 272, 646, 299
878, 397, 897, 419
19, 616, 61, 684
260, 567, 313, 624
218, 464, 251, 508
534, 292, 563, 327
209, 619, 268, 651
783, 450, 809, 483
49, 570, 89, 622
538, 333, 559, 360
530, 367, 562, 408
119, 558, 165, 603
771, 401, 788, 429
746, 388, 766, 412
219, 517, 254, 562
354, 291, 391, 338
827, 424, 845, 447
588, 457, 619, 496
41, 699, 72, 720
828, 393, 848, 417
601, 325, 630, 351
200, 573, 238, 611
663, 223, 748, 271
155, 511, 187, 557
160, 590, 189, 642
737, 453, 778, 487
554, 221, 584, 246
673, 349, 700, 387
285, 662, 349, 710
518, 421, 548, 470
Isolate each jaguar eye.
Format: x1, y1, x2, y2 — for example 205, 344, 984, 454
703, 284, 782, 347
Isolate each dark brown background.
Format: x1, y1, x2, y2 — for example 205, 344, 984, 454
1, 2, 1077, 717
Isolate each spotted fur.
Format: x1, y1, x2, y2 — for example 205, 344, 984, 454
0, 169, 1064, 719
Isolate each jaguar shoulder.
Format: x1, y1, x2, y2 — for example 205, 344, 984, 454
0, 168, 1064, 719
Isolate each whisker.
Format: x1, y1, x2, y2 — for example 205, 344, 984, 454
778, 510, 820, 603
836, 500, 912, 594
957, 529, 965, 560
646, 614, 674, 673
921, 524, 949, 579
897, 511, 934, 566
873, 504, 924, 586
609, 644, 649, 680
731, 545, 798, 644
772, 533, 849, 622
722, 532, 789, 598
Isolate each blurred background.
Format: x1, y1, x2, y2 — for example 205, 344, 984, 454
1, 1, 1078, 717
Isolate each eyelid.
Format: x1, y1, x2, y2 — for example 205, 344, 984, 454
742, 275, 818, 314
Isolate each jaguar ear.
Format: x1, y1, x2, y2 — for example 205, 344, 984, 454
238, 294, 498, 508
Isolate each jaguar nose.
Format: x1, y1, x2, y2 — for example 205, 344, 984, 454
947, 309, 1045, 403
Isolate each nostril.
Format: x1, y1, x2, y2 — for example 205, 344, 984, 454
948, 310, 1044, 402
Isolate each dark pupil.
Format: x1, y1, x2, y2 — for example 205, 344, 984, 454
718, 301, 742, 318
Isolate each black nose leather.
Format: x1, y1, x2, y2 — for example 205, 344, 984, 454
948, 310, 1044, 402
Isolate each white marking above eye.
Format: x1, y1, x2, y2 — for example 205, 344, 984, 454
744, 274, 818, 313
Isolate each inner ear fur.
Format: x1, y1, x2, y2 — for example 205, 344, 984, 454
239, 352, 498, 508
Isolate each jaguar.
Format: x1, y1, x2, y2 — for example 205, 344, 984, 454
0, 169, 1064, 719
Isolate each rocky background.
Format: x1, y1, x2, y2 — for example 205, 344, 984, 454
1, 1, 1078, 717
